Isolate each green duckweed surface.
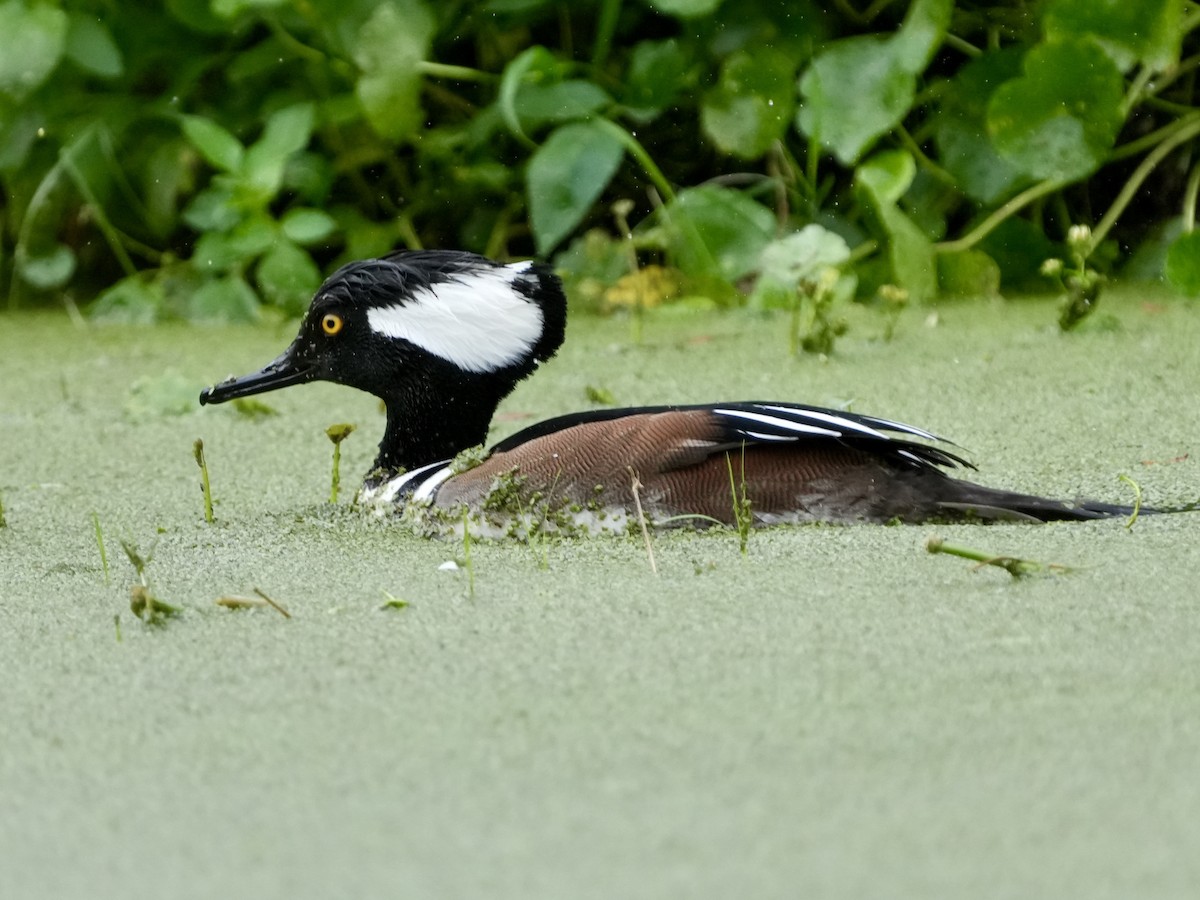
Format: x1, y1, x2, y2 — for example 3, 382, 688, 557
2, 290, 1199, 898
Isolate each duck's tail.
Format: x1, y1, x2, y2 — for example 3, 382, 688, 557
933, 479, 1196, 523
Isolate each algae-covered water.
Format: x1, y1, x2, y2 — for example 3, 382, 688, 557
2, 290, 1199, 898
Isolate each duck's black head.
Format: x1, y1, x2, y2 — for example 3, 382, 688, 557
200, 249, 567, 472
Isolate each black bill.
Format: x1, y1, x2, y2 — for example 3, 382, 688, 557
199, 345, 316, 405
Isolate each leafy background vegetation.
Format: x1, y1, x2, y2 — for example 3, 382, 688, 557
1, 0, 1198, 325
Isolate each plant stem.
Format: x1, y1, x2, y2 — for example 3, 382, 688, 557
1183, 162, 1200, 234
936, 179, 1065, 255
628, 466, 657, 575
193, 439, 215, 524
592, 118, 676, 203
461, 506, 475, 597
92, 511, 109, 583
1117, 474, 1143, 530
1089, 113, 1200, 253
590, 0, 622, 68
253, 587, 292, 619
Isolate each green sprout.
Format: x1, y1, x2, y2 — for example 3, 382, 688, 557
628, 466, 658, 575
193, 438, 215, 524
0, 488, 6, 528
726, 447, 752, 556
925, 536, 1074, 579
792, 267, 849, 356
93, 511, 110, 584
326, 423, 357, 503
1118, 473, 1143, 530
1043, 224, 1105, 331
379, 591, 410, 610
121, 538, 181, 624
461, 505, 475, 598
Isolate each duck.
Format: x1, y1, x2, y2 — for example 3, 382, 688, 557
200, 249, 1141, 533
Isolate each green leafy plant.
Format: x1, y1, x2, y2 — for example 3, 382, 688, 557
121, 538, 180, 625
193, 438, 215, 524
326, 423, 356, 504
1, 0, 1197, 320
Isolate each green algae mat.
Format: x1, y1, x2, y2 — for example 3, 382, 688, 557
2, 292, 1199, 898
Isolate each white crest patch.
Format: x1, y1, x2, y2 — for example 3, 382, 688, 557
367, 262, 543, 373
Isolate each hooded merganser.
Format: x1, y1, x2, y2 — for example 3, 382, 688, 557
200, 249, 1138, 531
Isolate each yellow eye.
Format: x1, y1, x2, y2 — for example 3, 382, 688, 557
321, 313, 343, 336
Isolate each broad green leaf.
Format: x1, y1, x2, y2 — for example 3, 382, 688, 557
1165, 230, 1200, 297
0, 2, 68, 100
623, 39, 691, 121
90, 276, 164, 324
751, 225, 856, 310
980, 218, 1057, 290
758, 226, 851, 286
165, 0, 225, 33
281, 207, 337, 245
257, 240, 321, 313
183, 185, 242, 232
485, 0, 551, 11
17, 244, 76, 290
988, 39, 1124, 183
528, 121, 624, 255
242, 102, 315, 195
934, 49, 1026, 203
702, 49, 796, 159
0, 108, 40, 172
354, 0, 434, 142
797, 36, 914, 165
890, 0, 953, 72
856, 151, 936, 303
644, 0, 722, 17
513, 79, 611, 129
64, 13, 122, 78
181, 116, 244, 173
797, 0, 948, 165
938, 249, 1001, 298
212, 0, 287, 16
187, 275, 261, 322
659, 185, 776, 282
191, 216, 277, 271
1044, 0, 1182, 71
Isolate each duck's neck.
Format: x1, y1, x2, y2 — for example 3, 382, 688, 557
371, 380, 506, 476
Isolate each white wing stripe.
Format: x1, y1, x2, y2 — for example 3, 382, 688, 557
713, 407, 842, 438
758, 404, 887, 438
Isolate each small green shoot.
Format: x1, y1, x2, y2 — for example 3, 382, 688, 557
1118, 473, 1143, 530
114, 614, 122, 643
216, 595, 269, 611
878, 284, 909, 342
792, 268, 848, 356
326, 423, 357, 503
0, 488, 6, 528
121, 538, 181, 624
925, 536, 1074, 579
628, 466, 657, 575
92, 511, 109, 584
380, 591, 410, 610
193, 438, 215, 524
1043, 224, 1106, 331
461, 505, 475, 597
726, 446, 752, 556
586, 385, 618, 406
231, 397, 278, 419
